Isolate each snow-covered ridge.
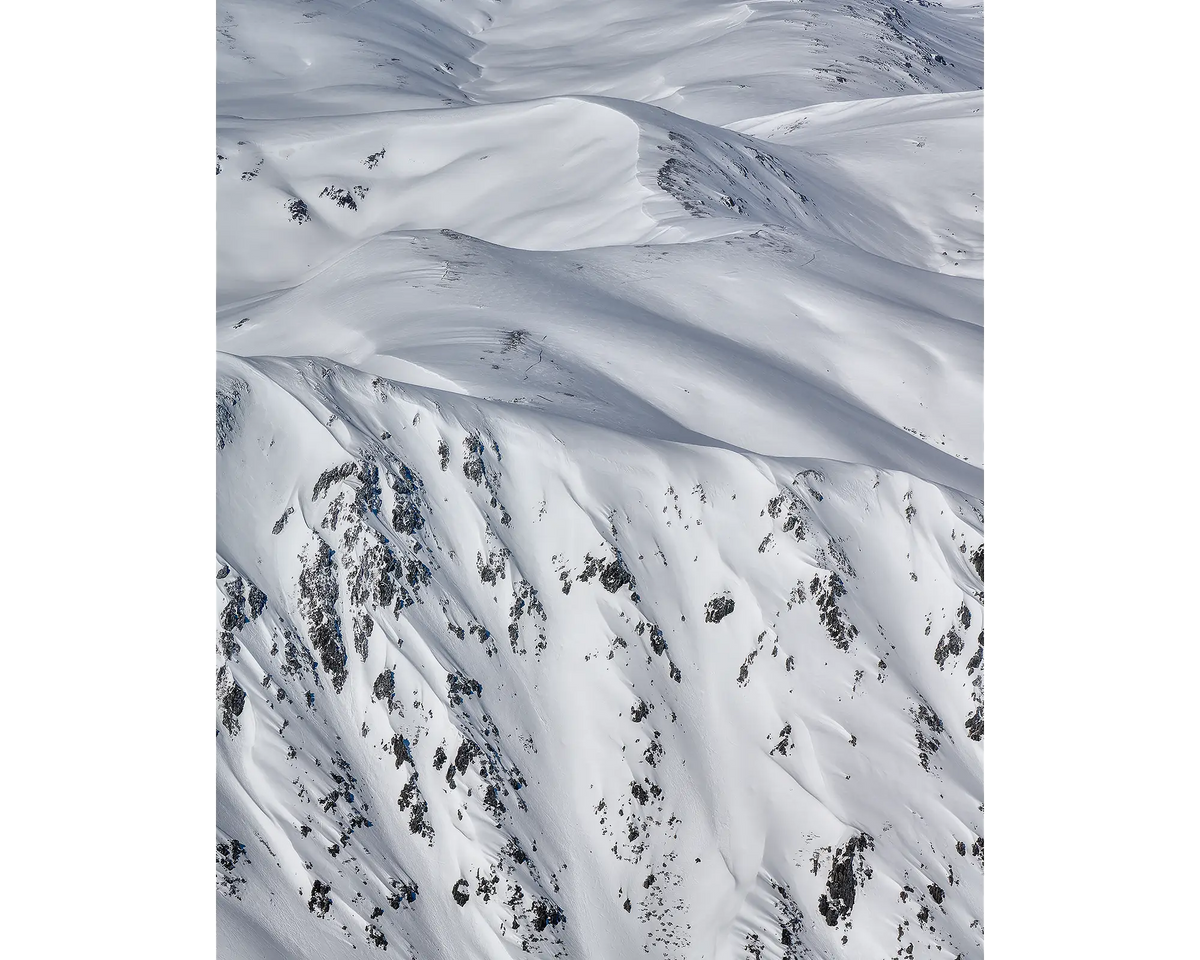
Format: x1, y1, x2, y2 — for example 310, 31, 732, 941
217, 2, 984, 957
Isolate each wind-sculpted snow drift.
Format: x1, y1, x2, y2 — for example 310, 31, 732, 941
216, 2, 984, 958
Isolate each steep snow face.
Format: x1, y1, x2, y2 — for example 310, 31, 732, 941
217, 3, 984, 959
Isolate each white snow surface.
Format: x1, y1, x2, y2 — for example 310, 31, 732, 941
217, 2, 984, 958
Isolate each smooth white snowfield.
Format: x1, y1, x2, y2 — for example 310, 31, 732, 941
217, 3, 983, 959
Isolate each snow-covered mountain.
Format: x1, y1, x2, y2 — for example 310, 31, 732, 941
216, 2, 984, 958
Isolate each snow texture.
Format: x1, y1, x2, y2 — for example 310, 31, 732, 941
217, 2, 984, 958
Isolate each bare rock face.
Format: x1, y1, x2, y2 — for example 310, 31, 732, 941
704, 595, 735, 624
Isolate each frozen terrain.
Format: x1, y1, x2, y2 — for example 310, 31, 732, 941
216, 2, 984, 958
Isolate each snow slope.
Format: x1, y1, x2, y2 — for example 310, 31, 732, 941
216, 3, 984, 958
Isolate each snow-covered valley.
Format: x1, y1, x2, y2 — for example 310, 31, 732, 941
216, 3, 984, 958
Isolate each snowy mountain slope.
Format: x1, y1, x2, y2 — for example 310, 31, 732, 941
217, 89, 983, 477
217, 2, 984, 958
466, 0, 982, 124
729, 91, 983, 276
216, 357, 985, 960
218, 0, 981, 122
217, 88, 983, 282
219, 226, 981, 488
